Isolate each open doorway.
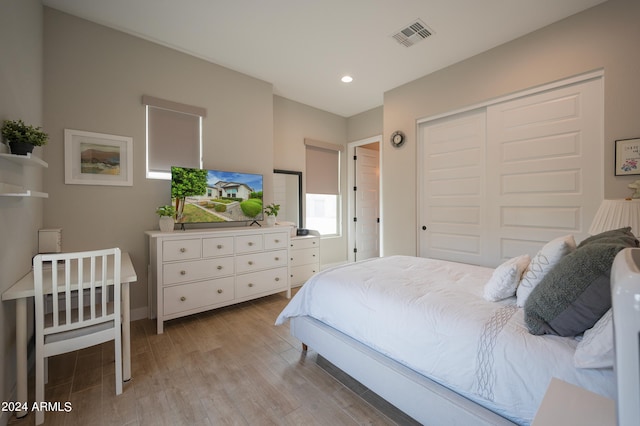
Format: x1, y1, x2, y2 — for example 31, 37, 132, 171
348, 135, 381, 263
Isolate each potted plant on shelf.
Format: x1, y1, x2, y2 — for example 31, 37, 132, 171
263, 203, 280, 227
1, 119, 49, 156
156, 205, 176, 232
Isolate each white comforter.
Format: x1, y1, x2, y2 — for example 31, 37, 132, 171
275, 256, 615, 425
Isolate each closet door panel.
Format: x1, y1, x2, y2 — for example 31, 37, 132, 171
419, 109, 488, 264
486, 78, 603, 261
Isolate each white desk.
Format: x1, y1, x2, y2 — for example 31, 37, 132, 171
1, 252, 137, 418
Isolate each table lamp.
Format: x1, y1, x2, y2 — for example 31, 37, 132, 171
589, 199, 640, 236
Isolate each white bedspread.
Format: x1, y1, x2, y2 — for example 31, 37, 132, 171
275, 256, 615, 425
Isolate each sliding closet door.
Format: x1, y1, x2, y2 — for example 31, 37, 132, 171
418, 76, 603, 267
418, 109, 488, 265
485, 78, 603, 260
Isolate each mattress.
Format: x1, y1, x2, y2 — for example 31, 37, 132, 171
275, 255, 615, 425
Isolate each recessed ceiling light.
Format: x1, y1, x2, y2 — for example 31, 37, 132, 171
341, 75, 353, 83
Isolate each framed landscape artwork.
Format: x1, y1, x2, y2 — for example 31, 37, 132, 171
64, 129, 133, 186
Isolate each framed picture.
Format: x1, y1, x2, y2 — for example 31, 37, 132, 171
64, 129, 133, 186
615, 138, 640, 176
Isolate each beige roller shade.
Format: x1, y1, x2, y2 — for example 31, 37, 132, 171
305, 138, 343, 195
143, 95, 206, 174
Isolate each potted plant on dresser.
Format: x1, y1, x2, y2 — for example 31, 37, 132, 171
156, 205, 176, 232
263, 203, 280, 227
1, 119, 48, 155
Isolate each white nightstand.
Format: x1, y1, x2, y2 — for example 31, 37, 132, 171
532, 378, 615, 426
290, 230, 320, 287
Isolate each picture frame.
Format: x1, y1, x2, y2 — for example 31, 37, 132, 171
615, 138, 640, 176
64, 129, 133, 186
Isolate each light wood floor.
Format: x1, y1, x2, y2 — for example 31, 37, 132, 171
8, 290, 419, 425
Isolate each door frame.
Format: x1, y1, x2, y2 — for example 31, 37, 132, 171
347, 135, 382, 263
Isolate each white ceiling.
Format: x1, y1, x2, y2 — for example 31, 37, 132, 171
42, 0, 606, 117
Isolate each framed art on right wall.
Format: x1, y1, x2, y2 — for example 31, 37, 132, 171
615, 137, 640, 176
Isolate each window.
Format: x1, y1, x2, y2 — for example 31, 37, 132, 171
304, 138, 343, 236
143, 95, 206, 180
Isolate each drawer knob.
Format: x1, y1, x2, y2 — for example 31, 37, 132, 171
217, 289, 223, 294
248, 283, 254, 287
217, 265, 223, 270
180, 296, 186, 302
180, 270, 186, 275
275, 277, 280, 282
248, 242, 254, 246
275, 257, 279, 261
313, 241, 316, 245
248, 261, 253, 265
217, 244, 223, 249
180, 247, 186, 253
313, 254, 316, 257
275, 239, 280, 243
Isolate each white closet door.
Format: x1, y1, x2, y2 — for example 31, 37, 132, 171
486, 78, 603, 261
418, 77, 603, 267
418, 109, 488, 264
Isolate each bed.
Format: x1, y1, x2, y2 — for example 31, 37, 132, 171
275, 230, 635, 425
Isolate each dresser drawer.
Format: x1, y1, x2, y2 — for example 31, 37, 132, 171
202, 236, 234, 257
235, 234, 263, 253
264, 232, 288, 250
236, 250, 288, 274
162, 239, 201, 262
163, 257, 234, 285
236, 267, 288, 298
290, 236, 319, 250
290, 247, 319, 267
163, 277, 234, 316
291, 264, 319, 286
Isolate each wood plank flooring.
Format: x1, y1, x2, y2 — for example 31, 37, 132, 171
7, 290, 419, 425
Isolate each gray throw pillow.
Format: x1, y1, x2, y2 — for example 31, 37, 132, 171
524, 240, 635, 336
577, 226, 636, 249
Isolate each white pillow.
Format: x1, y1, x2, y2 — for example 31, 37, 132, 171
574, 309, 613, 369
483, 255, 531, 301
516, 234, 576, 307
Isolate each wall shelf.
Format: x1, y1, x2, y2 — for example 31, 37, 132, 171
0, 153, 48, 198
0, 152, 48, 168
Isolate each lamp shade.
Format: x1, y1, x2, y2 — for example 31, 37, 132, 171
589, 199, 640, 236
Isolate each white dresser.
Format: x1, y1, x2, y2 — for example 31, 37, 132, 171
146, 226, 291, 333
290, 230, 320, 287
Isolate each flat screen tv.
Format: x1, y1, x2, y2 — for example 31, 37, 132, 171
171, 166, 264, 226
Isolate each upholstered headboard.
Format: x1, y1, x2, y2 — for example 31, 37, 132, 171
611, 248, 640, 425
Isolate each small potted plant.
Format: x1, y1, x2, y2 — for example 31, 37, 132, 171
263, 203, 280, 227
1, 119, 49, 155
156, 205, 176, 232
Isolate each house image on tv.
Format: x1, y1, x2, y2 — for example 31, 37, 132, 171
207, 181, 254, 200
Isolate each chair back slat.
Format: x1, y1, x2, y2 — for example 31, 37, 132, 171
33, 248, 121, 335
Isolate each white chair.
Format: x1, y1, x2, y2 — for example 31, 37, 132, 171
33, 248, 123, 425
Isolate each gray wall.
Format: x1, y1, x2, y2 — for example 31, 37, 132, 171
43, 8, 275, 319
0, 0, 43, 420
347, 106, 383, 143
273, 95, 348, 265
382, 0, 640, 256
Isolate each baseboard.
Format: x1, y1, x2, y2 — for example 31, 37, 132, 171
130, 306, 148, 322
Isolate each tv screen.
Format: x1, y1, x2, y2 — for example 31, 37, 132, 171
171, 166, 264, 225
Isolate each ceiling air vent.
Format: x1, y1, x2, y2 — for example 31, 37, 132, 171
392, 19, 433, 47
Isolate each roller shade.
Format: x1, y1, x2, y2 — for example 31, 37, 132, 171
305, 138, 343, 195
143, 95, 206, 174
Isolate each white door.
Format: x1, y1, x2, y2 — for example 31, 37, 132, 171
418, 77, 602, 267
354, 146, 380, 261
485, 78, 603, 260
418, 109, 488, 264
